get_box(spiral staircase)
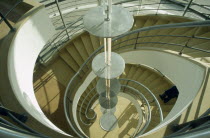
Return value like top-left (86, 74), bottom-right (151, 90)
top-left (0, 0), bottom-right (210, 138)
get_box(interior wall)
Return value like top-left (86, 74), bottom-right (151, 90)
top-left (120, 50), bottom-right (206, 135)
top-left (7, 7), bottom-right (69, 136)
top-left (73, 50), bottom-right (206, 136)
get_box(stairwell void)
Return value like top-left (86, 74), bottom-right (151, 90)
top-left (1, 0), bottom-right (210, 137)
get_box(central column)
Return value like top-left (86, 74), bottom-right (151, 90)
top-left (83, 0), bottom-right (134, 131)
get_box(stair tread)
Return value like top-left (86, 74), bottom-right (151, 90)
top-left (73, 38), bottom-right (89, 61)
top-left (89, 34), bottom-right (100, 51)
top-left (59, 49), bottom-right (80, 72)
top-left (80, 33), bottom-right (94, 56)
top-left (49, 57), bottom-right (75, 86)
top-left (66, 44), bottom-right (84, 66)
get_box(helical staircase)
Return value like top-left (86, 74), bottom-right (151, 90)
top-left (33, 14), bottom-right (210, 137)
top-left (0, 0), bottom-right (210, 137)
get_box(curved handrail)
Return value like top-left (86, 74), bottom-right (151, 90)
top-left (0, 103), bottom-right (48, 138)
top-left (0, 0), bottom-right (23, 31)
top-left (2, 0), bottom-right (23, 18)
top-left (121, 85), bottom-right (151, 136)
top-left (68, 20), bottom-right (210, 76)
top-left (38, 0), bottom-right (210, 63)
top-left (120, 78), bottom-right (163, 122)
top-left (43, 17), bottom-right (82, 49)
top-left (64, 20), bottom-right (210, 137)
top-left (73, 79), bottom-right (159, 136)
top-left (116, 20), bottom-right (210, 40)
top-left (79, 87), bottom-right (97, 126)
top-left (76, 80), bottom-right (152, 136)
top-left (43, 0), bottom-right (209, 23)
top-left (85, 94), bottom-right (98, 120)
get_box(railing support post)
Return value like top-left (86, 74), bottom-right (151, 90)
top-left (134, 32), bottom-right (140, 49)
top-left (0, 12), bottom-right (15, 32)
top-left (182, 0), bottom-right (193, 16)
top-left (137, 0), bottom-right (143, 15)
top-left (55, 0), bottom-right (70, 40)
top-left (156, 0), bottom-right (162, 15)
top-left (123, 80), bottom-right (130, 92)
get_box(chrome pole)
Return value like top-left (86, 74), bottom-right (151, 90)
top-left (0, 12), bottom-right (15, 31)
top-left (183, 0), bottom-right (193, 16)
top-left (55, 0), bottom-right (70, 39)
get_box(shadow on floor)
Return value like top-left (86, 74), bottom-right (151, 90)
top-left (33, 64), bottom-right (76, 136)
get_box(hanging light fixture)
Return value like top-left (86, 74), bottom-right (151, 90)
top-left (83, 0), bottom-right (134, 131)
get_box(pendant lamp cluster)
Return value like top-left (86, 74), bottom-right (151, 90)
top-left (83, 0), bottom-right (134, 131)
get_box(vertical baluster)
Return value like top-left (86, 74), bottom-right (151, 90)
top-left (134, 32), bottom-right (140, 49)
top-left (0, 12), bottom-right (15, 32)
top-left (55, 0), bottom-right (70, 40)
top-left (183, 0), bottom-right (193, 16)
top-left (156, 0), bottom-right (162, 15)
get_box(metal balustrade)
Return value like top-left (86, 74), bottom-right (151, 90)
top-left (1, 0), bottom-right (210, 137)
top-left (65, 66), bottom-right (164, 137)
top-left (0, 0), bottom-right (23, 31)
top-left (62, 19), bottom-right (210, 137)
top-left (38, 19), bottom-right (210, 65)
top-left (77, 81), bottom-right (153, 137)
top-left (35, 0), bottom-right (210, 64)
top-left (0, 103), bottom-right (48, 138)
top-left (120, 84), bottom-right (151, 136)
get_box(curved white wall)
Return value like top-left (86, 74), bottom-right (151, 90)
top-left (7, 7), bottom-right (70, 136)
top-left (6, 6), bottom-right (206, 135)
top-left (120, 50), bottom-right (206, 136)
top-left (73, 50), bottom-right (206, 136)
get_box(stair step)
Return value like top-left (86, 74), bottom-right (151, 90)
top-left (143, 74), bottom-right (159, 86)
top-left (59, 49), bottom-right (80, 71)
top-left (141, 20), bottom-right (170, 43)
top-left (136, 70), bottom-right (151, 83)
top-left (127, 65), bottom-right (137, 79)
top-left (195, 26), bottom-right (210, 36)
top-left (159, 28), bottom-right (197, 51)
top-left (73, 38), bottom-right (89, 61)
top-left (89, 34), bottom-right (101, 51)
top-left (49, 58), bottom-right (75, 86)
top-left (148, 77), bottom-right (165, 90)
top-left (139, 16), bottom-right (160, 42)
top-left (184, 41), bottom-right (210, 53)
top-left (66, 44), bottom-right (84, 66)
top-left (132, 65), bottom-right (144, 81)
top-left (120, 64), bottom-right (132, 85)
top-left (145, 20), bottom-right (178, 48)
top-left (80, 33), bottom-right (94, 56)
top-left (121, 16), bottom-right (151, 50)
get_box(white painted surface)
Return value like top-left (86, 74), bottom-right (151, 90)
top-left (73, 50), bottom-right (206, 136)
top-left (120, 50), bottom-right (206, 136)
top-left (49, 4), bottom-right (98, 18)
top-left (118, 92), bottom-right (143, 135)
top-left (72, 71), bottom-right (96, 137)
top-left (7, 8), bottom-right (69, 136)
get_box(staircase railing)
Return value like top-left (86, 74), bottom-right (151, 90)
top-left (120, 84), bottom-right (151, 136)
top-left (112, 20), bottom-right (210, 56)
top-left (0, 103), bottom-right (48, 138)
top-left (120, 78), bottom-right (163, 122)
top-left (37, 0), bottom-right (210, 64)
top-left (165, 108), bottom-right (210, 138)
top-left (68, 76), bottom-right (163, 137)
top-left (77, 81), bottom-right (153, 137)
top-left (64, 20), bottom-right (210, 137)
top-left (0, 0), bottom-right (23, 32)
top-left (167, 0), bottom-right (210, 19)
top-left (42, 0), bottom-right (209, 30)
top-left (79, 87), bottom-right (97, 126)
top-left (38, 16), bottom-right (84, 63)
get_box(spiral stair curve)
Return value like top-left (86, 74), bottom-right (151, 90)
top-left (33, 14), bottom-right (210, 137)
